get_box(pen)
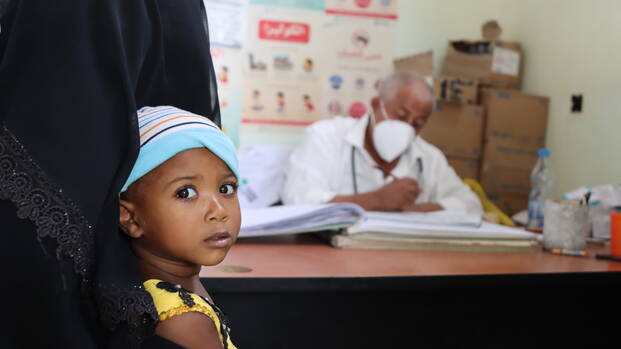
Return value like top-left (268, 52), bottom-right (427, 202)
top-left (548, 248), bottom-right (588, 257)
top-left (416, 157), bottom-right (424, 187)
top-left (595, 254), bottom-right (621, 262)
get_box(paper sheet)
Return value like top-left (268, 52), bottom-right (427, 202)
top-left (240, 203), bottom-right (365, 237)
top-left (364, 210), bottom-right (482, 227)
top-left (491, 47), bottom-right (520, 77)
top-left (348, 219), bottom-right (536, 240)
top-left (237, 144), bottom-right (292, 209)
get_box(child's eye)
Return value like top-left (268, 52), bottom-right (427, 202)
top-left (176, 186), bottom-right (197, 199)
top-left (219, 183), bottom-right (237, 195)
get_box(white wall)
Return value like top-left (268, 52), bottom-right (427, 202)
top-left (397, 0), bottom-right (621, 197)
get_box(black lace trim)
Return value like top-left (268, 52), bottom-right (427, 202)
top-left (156, 281), bottom-right (196, 307)
top-left (97, 283), bottom-right (158, 348)
top-left (0, 123), bottom-right (93, 286)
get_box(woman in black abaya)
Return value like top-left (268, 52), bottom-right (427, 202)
top-left (0, 1), bottom-right (221, 347)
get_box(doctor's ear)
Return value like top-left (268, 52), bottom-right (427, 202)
top-left (119, 199), bottom-right (143, 239)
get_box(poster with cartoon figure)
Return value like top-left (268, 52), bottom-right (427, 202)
top-left (207, 0), bottom-right (399, 148)
top-left (320, 14), bottom-right (396, 120)
top-left (242, 0), bottom-right (323, 133)
top-left (205, 0), bottom-right (247, 146)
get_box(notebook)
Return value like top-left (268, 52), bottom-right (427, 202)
top-left (240, 203), bottom-right (539, 252)
top-left (239, 203), bottom-right (365, 237)
top-left (332, 211), bottom-right (539, 252)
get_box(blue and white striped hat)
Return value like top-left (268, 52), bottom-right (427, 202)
top-left (121, 106), bottom-right (238, 193)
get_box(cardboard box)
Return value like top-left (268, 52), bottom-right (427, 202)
top-left (448, 157), bottom-right (480, 180)
top-left (481, 142), bottom-right (539, 169)
top-left (479, 89), bottom-right (549, 206)
top-left (394, 51), bottom-right (433, 77)
top-left (442, 41), bottom-right (521, 88)
top-left (480, 163), bottom-right (530, 195)
top-left (482, 89), bottom-right (549, 151)
top-left (421, 103), bottom-right (484, 160)
top-left (486, 191), bottom-right (528, 216)
top-left (433, 75), bottom-right (479, 105)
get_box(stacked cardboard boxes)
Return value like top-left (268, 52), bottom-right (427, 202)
top-left (442, 40), bottom-right (522, 89)
top-left (394, 51), bottom-right (485, 181)
top-left (421, 103), bottom-right (484, 180)
top-left (395, 22), bottom-right (550, 215)
top-left (479, 89), bottom-right (549, 214)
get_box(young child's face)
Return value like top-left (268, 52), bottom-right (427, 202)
top-left (121, 148), bottom-right (241, 267)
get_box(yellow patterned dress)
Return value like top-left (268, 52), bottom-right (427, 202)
top-left (144, 279), bottom-right (237, 349)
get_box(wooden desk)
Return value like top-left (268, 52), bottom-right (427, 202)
top-left (200, 234), bottom-right (621, 348)
top-left (202, 234), bottom-right (621, 278)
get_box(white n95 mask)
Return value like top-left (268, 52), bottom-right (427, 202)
top-left (372, 101), bottom-right (416, 163)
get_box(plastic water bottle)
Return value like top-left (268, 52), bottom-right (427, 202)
top-left (527, 148), bottom-right (554, 229)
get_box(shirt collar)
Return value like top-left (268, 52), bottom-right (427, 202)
top-left (345, 113), bottom-right (371, 149)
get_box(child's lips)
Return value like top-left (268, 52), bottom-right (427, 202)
top-left (204, 232), bottom-right (232, 248)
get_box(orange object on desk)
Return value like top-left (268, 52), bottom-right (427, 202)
top-left (611, 212), bottom-right (621, 256)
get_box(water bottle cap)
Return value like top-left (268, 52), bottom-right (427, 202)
top-left (538, 148), bottom-right (550, 158)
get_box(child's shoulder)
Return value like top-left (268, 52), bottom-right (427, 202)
top-left (143, 279), bottom-right (236, 348)
top-left (144, 279), bottom-right (217, 321)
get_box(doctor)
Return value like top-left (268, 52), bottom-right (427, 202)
top-left (282, 72), bottom-right (482, 214)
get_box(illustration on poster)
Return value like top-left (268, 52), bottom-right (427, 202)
top-left (217, 66), bottom-right (229, 84)
top-left (303, 94), bottom-right (315, 112)
top-left (374, 79), bottom-right (382, 91)
top-left (274, 54), bottom-right (293, 71)
top-left (303, 58), bottom-right (314, 72)
top-left (330, 75), bottom-right (344, 89)
top-left (355, 77), bottom-right (366, 90)
top-left (277, 92), bottom-right (286, 113)
top-left (349, 101), bottom-right (367, 118)
top-left (355, 0), bottom-right (371, 8)
top-left (340, 29), bottom-right (382, 61)
top-left (251, 90), bottom-right (264, 111)
top-left (352, 29), bottom-right (370, 48)
top-left (249, 53), bottom-right (267, 71)
top-left (220, 99), bottom-right (229, 109)
top-left (328, 100), bottom-right (343, 116)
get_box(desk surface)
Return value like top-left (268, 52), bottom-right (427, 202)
top-left (202, 235), bottom-right (621, 349)
top-left (200, 233), bottom-right (621, 278)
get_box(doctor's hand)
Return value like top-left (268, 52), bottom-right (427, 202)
top-left (402, 203), bottom-right (444, 212)
top-left (373, 178), bottom-right (421, 211)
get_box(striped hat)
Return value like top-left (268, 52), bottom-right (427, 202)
top-left (121, 106), bottom-right (238, 193)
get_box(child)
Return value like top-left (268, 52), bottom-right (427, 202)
top-left (119, 106), bottom-right (240, 349)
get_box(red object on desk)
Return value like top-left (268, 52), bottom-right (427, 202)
top-left (611, 212), bottom-right (621, 256)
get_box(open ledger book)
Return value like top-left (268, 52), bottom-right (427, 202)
top-left (240, 203), bottom-right (539, 252)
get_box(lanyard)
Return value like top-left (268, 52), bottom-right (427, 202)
top-left (351, 146), bottom-right (359, 195)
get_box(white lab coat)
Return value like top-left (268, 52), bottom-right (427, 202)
top-left (281, 114), bottom-right (483, 214)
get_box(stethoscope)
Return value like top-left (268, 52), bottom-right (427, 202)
top-left (350, 146), bottom-right (423, 195)
top-left (351, 146), bottom-right (360, 194)
top-left (351, 110), bottom-right (423, 195)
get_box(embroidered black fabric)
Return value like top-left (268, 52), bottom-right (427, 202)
top-left (0, 125), bottom-right (94, 285)
top-left (156, 281), bottom-right (197, 308)
top-left (0, 1), bottom-right (220, 347)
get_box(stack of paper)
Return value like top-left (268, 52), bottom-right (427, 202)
top-left (240, 203), bottom-right (365, 237)
top-left (363, 210), bottom-right (483, 228)
top-left (332, 212), bottom-right (539, 252)
top-left (239, 204), bottom-right (539, 253)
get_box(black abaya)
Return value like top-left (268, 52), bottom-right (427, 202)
top-left (0, 1), bottom-right (220, 347)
